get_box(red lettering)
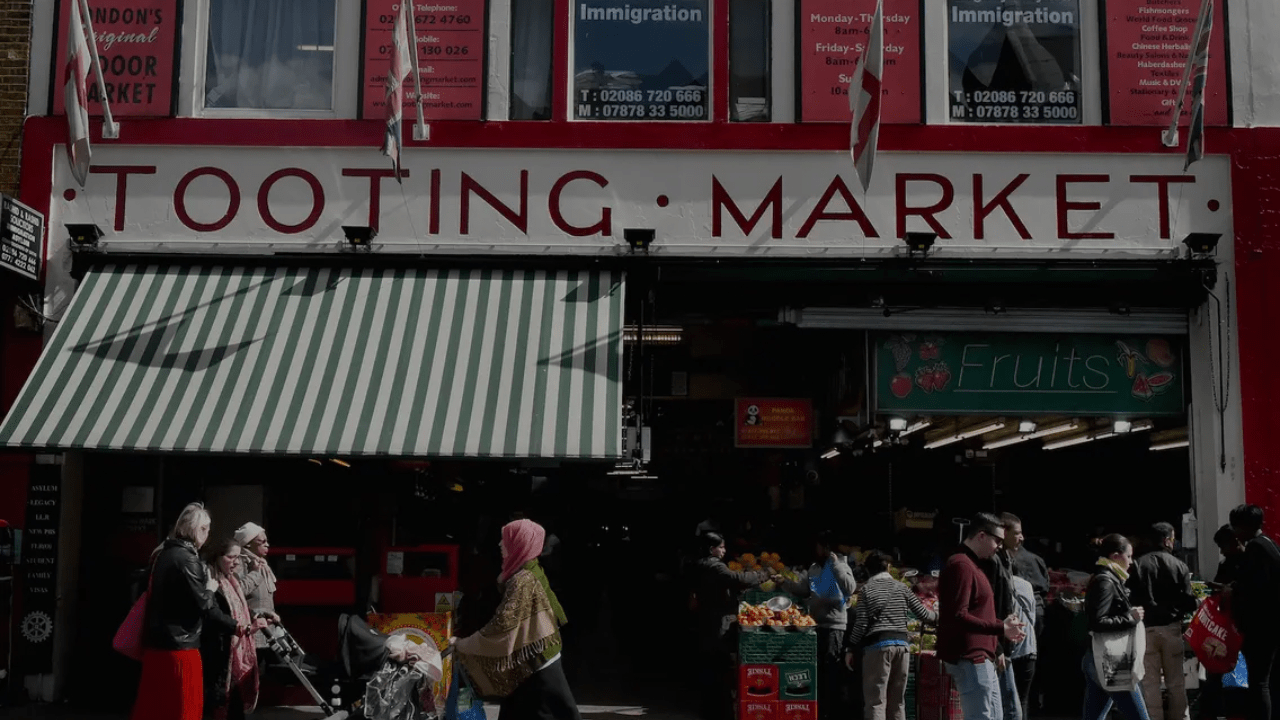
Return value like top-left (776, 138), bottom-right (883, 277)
top-left (1056, 174), bottom-right (1114, 240)
top-left (90, 165), bottom-right (156, 231)
top-left (712, 176), bottom-right (783, 239)
top-left (796, 175), bottom-right (877, 238)
top-left (258, 168), bottom-right (324, 234)
top-left (174, 167), bottom-right (239, 232)
top-left (973, 174), bottom-right (1031, 240)
top-left (1131, 175), bottom-right (1196, 239)
top-left (461, 171), bottom-right (528, 234)
top-left (342, 168), bottom-right (409, 231)
top-left (549, 171), bottom-right (611, 237)
top-left (896, 174), bottom-right (954, 239)
top-left (429, 169), bottom-right (441, 235)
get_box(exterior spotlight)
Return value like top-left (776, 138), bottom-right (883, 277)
top-left (985, 298), bottom-right (1006, 315)
top-left (903, 232), bottom-right (938, 256)
top-left (888, 418), bottom-right (908, 431)
top-left (1018, 420), bottom-right (1037, 433)
top-left (624, 228), bottom-right (655, 253)
top-left (342, 225), bottom-right (377, 249)
top-left (66, 223), bottom-right (104, 247)
top-left (1182, 233), bottom-right (1221, 257)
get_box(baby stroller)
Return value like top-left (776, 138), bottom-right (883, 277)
top-left (263, 613), bottom-right (450, 720)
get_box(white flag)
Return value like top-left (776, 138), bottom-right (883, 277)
top-left (64, 0), bottom-right (92, 187)
top-left (849, 0), bottom-right (884, 193)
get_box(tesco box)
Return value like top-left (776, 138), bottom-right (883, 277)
top-left (739, 664), bottom-right (780, 701)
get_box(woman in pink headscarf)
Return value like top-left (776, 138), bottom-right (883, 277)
top-left (456, 519), bottom-right (582, 720)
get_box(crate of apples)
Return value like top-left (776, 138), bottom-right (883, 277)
top-left (738, 602), bottom-right (771, 628)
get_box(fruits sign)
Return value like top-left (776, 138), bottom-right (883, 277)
top-left (735, 399), bottom-right (814, 448)
top-left (875, 333), bottom-right (1184, 416)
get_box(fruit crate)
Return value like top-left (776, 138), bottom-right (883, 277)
top-left (739, 629), bottom-right (819, 664)
top-left (905, 655), bottom-right (917, 720)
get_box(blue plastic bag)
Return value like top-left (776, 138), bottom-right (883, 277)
top-left (446, 662), bottom-right (486, 720)
top-left (809, 558), bottom-right (846, 606)
top-left (1224, 653), bottom-right (1249, 689)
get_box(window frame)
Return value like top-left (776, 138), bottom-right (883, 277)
top-left (178, 0), bottom-right (361, 119)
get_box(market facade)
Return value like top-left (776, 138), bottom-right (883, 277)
top-left (0, 0), bottom-right (1279, 711)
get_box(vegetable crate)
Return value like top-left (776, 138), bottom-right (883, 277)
top-left (739, 630), bottom-right (819, 665)
top-left (915, 652), bottom-right (962, 720)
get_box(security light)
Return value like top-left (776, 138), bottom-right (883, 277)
top-left (66, 223), bottom-right (104, 247)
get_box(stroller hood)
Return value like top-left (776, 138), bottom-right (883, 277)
top-left (339, 613), bottom-right (390, 680)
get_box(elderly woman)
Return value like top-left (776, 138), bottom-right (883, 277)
top-left (456, 519), bottom-right (582, 720)
top-left (233, 522), bottom-right (280, 652)
top-left (201, 538), bottom-right (266, 720)
top-left (130, 502), bottom-right (219, 720)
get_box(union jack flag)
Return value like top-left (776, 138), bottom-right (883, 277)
top-left (1182, 0), bottom-right (1213, 170)
top-left (64, 0), bottom-right (92, 187)
top-left (382, 2), bottom-right (415, 181)
top-left (849, 0), bottom-right (883, 193)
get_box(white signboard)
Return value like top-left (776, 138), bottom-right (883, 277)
top-left (49, 147), bottom-right (1232, 258)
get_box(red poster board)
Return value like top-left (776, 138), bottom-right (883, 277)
top-left (798, 0), bottom-right (920, 123)
top-left (1104, 0), bottom-right (1228, 126)
top-left (52, 0), bottom-right (178, 117)
top-left (362, 0), bottom-right (485, 121)
top-left (735, 399), bottom-right (814, 449)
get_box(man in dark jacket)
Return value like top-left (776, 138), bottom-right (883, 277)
top-left (1229, 505), bottom-right (1280, 720)
top-left (938, 513), bottom-right (1026, 720)
top-left (690, 532), bottom-right (767, 720)
top-left (1001, 513), bottom-right (1048, 719)
top-left (1128, 522), bottom-right (1199, 720)
top-left (782, 531), bottom-right (857, 720)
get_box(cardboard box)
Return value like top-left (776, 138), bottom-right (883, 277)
top-left (739, 664), bottom-right (780, 701)
top-left (739, 701), bottom-right (778, 720)
top-left (778, 700), bottom-right (817, 720)
top-left (778, 663), bottom-right (818, 700)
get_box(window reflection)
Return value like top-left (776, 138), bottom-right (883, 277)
top-left (205, 0), bottom-right (337, 110)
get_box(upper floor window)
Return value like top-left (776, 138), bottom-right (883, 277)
top-left (203, 0), bottom-right (337, 110)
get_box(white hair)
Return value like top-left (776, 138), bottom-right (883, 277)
top-left (170, 502), bottom-right (210, 544)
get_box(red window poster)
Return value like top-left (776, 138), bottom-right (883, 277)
top-left (797, 0), bottom-right (921, 123)
top-left (361, 0), bottom-right (486, 121)
top-left (1104, 0), bottom-right (1229, 126)
top-left (52, 0), bottom-right (178, 117)
top-left (734, 399), bottom-right (814, 449)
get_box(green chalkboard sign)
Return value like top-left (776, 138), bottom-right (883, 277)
top-left (875, 332), bottom-right (1184, 416)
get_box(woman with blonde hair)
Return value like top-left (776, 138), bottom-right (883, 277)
top-left (130, 502), bottom-right (221, 720)
top-left (201, 538), bottom-right (265, 720)
top-left (456, 519), bottom-right (582, 720)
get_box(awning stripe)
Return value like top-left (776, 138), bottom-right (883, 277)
top-left (0, 265), bottom-right (625, 458)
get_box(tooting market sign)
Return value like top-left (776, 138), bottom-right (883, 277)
top-left (51, 147), bottom-right (1232, 257)
top-left (874, 332), bottom-right (1185, 416)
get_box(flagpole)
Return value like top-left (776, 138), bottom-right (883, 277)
top-left (1162, 0), bottom-right (1210, 148)
top-left (77, 0), bottom-right (118, 139)
top-left (407, 3), bottom-right (429, 142)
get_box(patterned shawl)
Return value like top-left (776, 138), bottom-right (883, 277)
top-left (457, 559), bottom-right (567, 698)
top-left (218, 573), bottom-right (260, 718)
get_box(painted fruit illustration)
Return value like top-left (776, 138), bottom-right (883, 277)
top-left (885, 335), bottom-right (916, 371)
top-left (1116, 341), bottom-right (1146, 379)
top-left (1132, 372), bottom-right (1154, 400)
top-left (919, 341), bottom-right (941, 361)
top-left (1147, 371), bottom-right (1176, 394)
top-left (1147, 339), bottom-right (1175, 368)
top-left (933, 362), bottom-right (952, 391)
top-left (915, 365), bottom-right (937, 393)
top-left (890, 374), bottom-right (913, 398)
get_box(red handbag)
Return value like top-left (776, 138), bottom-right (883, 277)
top-left (113, 571), bottom-right (152, 661)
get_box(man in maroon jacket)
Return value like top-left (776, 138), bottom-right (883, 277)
top-left (938, 513), bottom-right (1027, 720)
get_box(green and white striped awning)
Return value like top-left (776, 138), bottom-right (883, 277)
top-left (0, 265), bottom-right (625, 459)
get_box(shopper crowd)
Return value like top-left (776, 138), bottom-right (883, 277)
top-left (689, 504), bottom-right (1280, 720)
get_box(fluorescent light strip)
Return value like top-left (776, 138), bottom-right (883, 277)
top-left (821, 448), bottom-right (841, 459)
top-left (1027, 421), bottom-right (1078, 439)
top-left (901, 420), bottom-right (931, 437)
top-left (1151, 439), bottom-right (1190, 451)
top-left (1044, 433), bottom-right (1096, 450)
top-left (923, 434), bottom-right (963, 450)
top-left (957, 420), bottom-right (1005, 439)
top-left (983, 434), bottom-right (1033, 450)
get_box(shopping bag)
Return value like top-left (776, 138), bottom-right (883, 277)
top-left (809, 558), bottom-right (846, 606)
top-left (1223, 653), bottom-right (1249, 689)
top-left (1184, 595), bottom-right (1243, 675)
top-left (446, 660), bottom-right (486, 720)
top-left (1092, 620), bottom-right (1146, 692)
top-left (112, 591), bottom-right (148, 662)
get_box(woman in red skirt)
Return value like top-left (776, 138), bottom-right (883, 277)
top-left (131, 502), bottom-right (245, 720)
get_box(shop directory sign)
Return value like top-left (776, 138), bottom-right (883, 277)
top-left (798, 0), bottom-right (921, 123)
top-left (0, 195), bottom-right (43, 282)
top-left (1103, 0), bottom-right (1228, 126)
top-left (875, 333), bottom-right (1184, 416)
top-left (947, 0), bottom-right (1083, 124)
top-left (362, 0), bottom-right (486, 121)
top-left (573, 0), bottom-right (710, 120)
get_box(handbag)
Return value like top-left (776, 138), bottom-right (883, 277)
top-left (446, 661), bottom-right (486, 720)
top-left (112, 568), bottom-right (153, 661)
top-left (1090, 573), bottom-right (1145, 692)
top-left (1185, 595), bottom-right (1244, 674)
